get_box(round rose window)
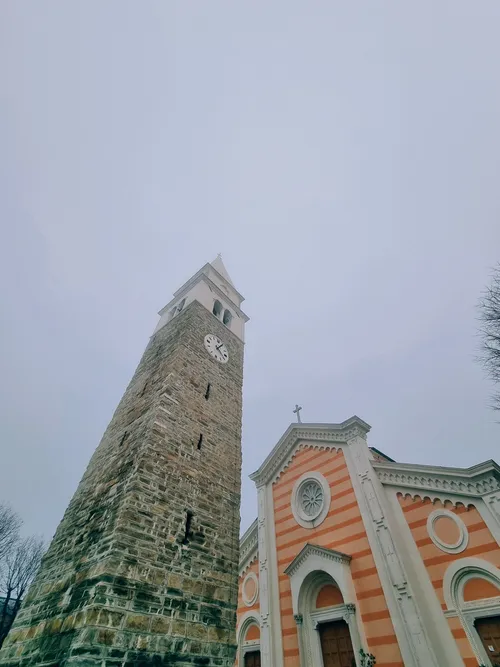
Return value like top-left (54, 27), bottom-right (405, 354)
top-left (291, 472), bottom-right (331, 529)
top-left (300, 481), bottom-right (324, 518)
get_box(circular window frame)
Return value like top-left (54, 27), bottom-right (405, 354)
top-left (291, 471), bottom-right (331, 529)
top-left (242, 571), bottom-right (259, 607)
top-left (427, 509), bottom-right (469, 554)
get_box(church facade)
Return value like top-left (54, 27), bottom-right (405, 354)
top-left (236, 419), bottom-right (500, 667)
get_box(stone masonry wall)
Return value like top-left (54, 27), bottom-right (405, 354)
top-left (0, 300), bottom-right (244, 666)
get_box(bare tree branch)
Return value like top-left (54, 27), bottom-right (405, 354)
top-left (478, 264), bottom-right (500, 411)
top-left (0, 536), bottom-right (45, 647)
top-left (0, 505), bottom-right (21, 563)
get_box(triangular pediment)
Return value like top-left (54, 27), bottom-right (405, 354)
top-left (249, 417), bottom-right (370, 487)
top-left (284, 543), bottom-right (351, 578)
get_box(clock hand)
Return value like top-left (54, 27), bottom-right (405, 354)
top-left (216, 343), bottom-right (223, 351)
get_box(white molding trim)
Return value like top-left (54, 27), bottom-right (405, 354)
top-left (427, 509), bottom-right (469, 554)
top-left (159, 264), bottom-right (247, 318)
top-left (284, 544), bottom-right (351, 579)
top-left (374, 460), bottom-right (500, 498)
top-left (249, 418), bottom-right (371, 487)
top-left (239, 519), bottom-right (258, 575)
top-left (266, 481), bottom-right (284, 667)
top-left (443, 558), bottom-right (500, 666)
top-left (443, 558), bottom-right (500, 611)
top-left (256, 485), bottom-right (271, 667)
top-left (242, 571), bottom-right (259, 607)
top-left (291, 472), bottom-right (331, 529)
top-left (479, 493), bottom-right (500, 548)
top-left (256, 483), bottom-right (283, 667)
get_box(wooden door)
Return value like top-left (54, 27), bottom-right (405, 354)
top-left (475, 616), bottom-right (500, 663)
top-left (244, 650), bottom-right (261, 667)
top-left (319, 620), bottom-right (355, 667)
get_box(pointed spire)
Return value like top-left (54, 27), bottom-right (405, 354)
top-left (211, 254), bottom-right (235, 287)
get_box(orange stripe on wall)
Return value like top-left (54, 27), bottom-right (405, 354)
top-left (352, 566), bottom-right (378, 580)
top-left (277, 530), bottom-right (367, 567)
top-left (274, 462), bottom-right (348, 500)
top-left (401, 498), bottom-right (434, 513)
top-left (273, 450), bottom-right (343, 497)
top-left (274, 498), bottom-right (360, 527)
top-left (282, 627), bottom-right (297, 637)
top-left (424, 541), bottom-right (498, 566)
top-left (356, 586), bottom-right (385, 600)
top-left (415, 521), bottom-right (487, 547)
top-left (368, 635), bottom-right (399, 646)
top-left (275, 509), bottom-right (362, 538)
top-left (361, 610), bottom-right (391, 622)
top-left (452, 628), bottom-right (467, 639)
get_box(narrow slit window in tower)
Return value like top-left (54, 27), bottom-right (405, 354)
top-left (205, 383), bottom-right (211, 400)
top-left (119, 431), bottom-right (129, 446)
top-left (182, 511), bottom-right (194, 545)
top-left (197, 434), bottom-right (203, 450)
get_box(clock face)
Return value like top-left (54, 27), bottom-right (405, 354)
top-left (204, 334), bottom-right (229, 363)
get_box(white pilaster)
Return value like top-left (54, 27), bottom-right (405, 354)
top-left (257, 483), bottom-right (284, 667)
top-left (344, 436), bottom-right (439, 667)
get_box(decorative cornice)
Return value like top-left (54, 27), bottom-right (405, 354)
top-left (239, 519), bottom-right (258, 574)
top-left (159, 266), bottom-right (249, 321)
top-left (250, 417), bottom-right (371, 487)
top-left (284, 543), bottom-right (351, 578)
top-left (373, 459), bottom-right (500, 498)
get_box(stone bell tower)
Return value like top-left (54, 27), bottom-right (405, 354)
top-left (0, 257), bottom-right (248, 667)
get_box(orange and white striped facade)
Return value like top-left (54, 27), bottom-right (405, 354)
top-left (236, 417), bottom-right (500, 667)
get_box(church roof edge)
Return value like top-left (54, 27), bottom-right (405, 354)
top-left (239, 518), bottom-right (258, 573)
top-left (373, 458), bottom-right (500, 479)
top-left (249, 416), bottom-right (371, 487)
top-left (210, 255), bottom-right (236, 288)
top-left (373, 458), bottom-right (500, 497)
top-left (158, 262), bottom-right (248, 320)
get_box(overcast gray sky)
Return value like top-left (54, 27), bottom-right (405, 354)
top-left (1, 2), bottom-right (500, 541)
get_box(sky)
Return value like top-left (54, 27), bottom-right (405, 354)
top-left (1, 2), bottom-right (500, 542)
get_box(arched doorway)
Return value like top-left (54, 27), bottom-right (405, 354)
top-left (297, 570), bottom-right (360, 666)
top-left (237, 612), bottom-right (261, 667)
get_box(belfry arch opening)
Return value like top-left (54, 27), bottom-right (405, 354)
top-left (213, 300), bottom-right (223, 318)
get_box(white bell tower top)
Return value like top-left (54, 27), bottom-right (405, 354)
top-left (154, 256), bottom-right (249, 341)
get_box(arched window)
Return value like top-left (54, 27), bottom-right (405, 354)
top-left (443, 558), bottom-right (500, 665)
top-left (223, 309), bottom-right (232, 326)
top-left (213, 300), bottom-right (223, 318)
top-left (177, 298), bottom-right (186, 313)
